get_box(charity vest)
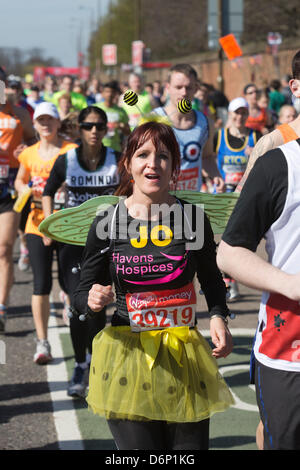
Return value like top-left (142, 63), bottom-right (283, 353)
top-left (19, 140), bottom-right (77, 236)
top-left (0, 104), bottom-right (23, 197)
top-left (154, 108), bottom-right (209, 191)
top-left (216, 128), bottom-right (257, 186)
top-left (64, 146), bottom-right (120, 207)
top-left (254, 140), bottom-right (300, 371)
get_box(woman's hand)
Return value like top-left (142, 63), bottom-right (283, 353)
top-left (88, 284), bottom-right (114, 312)
top-left (210, 316), bottom-right (233, 358)
top-left (213, 176), bottom-right (225, 193)
top-left (42, 236), bottom-right (53, 246)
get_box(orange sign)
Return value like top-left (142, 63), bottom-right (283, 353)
top-left (219, 34), bottom-right (243, 60)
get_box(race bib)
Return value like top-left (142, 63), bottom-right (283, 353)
top-left (54, 188), bottom-right (65, 207)
top-left (126, 282), bottom-right (196, 332)
top-left (170, 167), bottom-right (199, 191)
top-left (225, 171), bottom-right (244, 185)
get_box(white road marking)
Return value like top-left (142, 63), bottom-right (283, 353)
top-left (47, 310), bottom-right (84, 450)
top-left (46, 312), bottom-right (256, 449)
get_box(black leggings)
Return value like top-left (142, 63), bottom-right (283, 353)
top-left (107, 418), bottom-right (210, 450)
top-left (26, 234), bottom-right (66, 295)
top-left (26, 235), bottom-right (106, 363)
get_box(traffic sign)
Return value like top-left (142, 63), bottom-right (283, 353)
top-left (267, 32), bottom-right (282, 46)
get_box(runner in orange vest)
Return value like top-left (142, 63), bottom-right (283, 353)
top-left (0, 67), bottom-right (35, 333)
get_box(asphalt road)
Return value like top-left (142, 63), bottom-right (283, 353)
top-left (0, 238), bottom-right (264, 451)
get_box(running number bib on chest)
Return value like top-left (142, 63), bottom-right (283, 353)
top-left (126, 282), bottom-right (196, 332)
top-left (171, 168), bottom-right (199, 191)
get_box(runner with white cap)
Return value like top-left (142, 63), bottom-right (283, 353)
top-left (14, 102), bottom-right (77, 363)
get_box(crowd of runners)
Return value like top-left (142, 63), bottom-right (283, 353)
top-left (1, 50), bottom-right (300, 450)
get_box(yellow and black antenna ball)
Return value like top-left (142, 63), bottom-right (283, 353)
top-left (177, 98), bottom-right (192, 114)
top-left (123, 90), bottom-right (138, 106)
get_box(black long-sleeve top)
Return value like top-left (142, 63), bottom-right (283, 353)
top-left (73, 198), bottom-right (229, 325)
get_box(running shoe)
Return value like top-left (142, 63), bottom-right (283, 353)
top-left (67, 365), bottom-right (89, 398)
top-left (0, 306), bottom-right (7, 334)
top-left (18, 246), bottom-right (30, 272)
top-left (228, 280), bottom-right (241, 301)
top-left (34, 339), bottom-right (53, 365)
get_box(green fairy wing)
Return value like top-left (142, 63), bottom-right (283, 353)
top-left (38, 195), bottom-right (121, 246)
top-left (38, 191), bottom-right (239, 246)
top-left (170, 190), bottom-right (239, 234)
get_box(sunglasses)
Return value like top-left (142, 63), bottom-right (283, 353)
top-left (80, 122), bottom-right (107, 131)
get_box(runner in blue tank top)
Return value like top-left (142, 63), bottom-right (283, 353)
top-left (214, 97), bottom-right (261, 193)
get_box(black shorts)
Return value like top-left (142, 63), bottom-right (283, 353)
top-left (0, 194), bottom-right (14, 214)
top-left (255, 359), bottom-right (300, 450)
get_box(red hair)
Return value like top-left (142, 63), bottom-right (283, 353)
top-left (115, 122), bottom-right (181, 197)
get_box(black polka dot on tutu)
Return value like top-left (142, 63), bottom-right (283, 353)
top-left (93, 367), bottom-right (96, 375)
top-left (119, 377), bottom-right (127, 386)
top-left (142, 382), bottom-right (151, 391)
top-left (167, 386), bottom-right (176, 394)
top-left (102, 372), bottom-right (109, 381)
top-left (200, 381), bottom-right (206, 389)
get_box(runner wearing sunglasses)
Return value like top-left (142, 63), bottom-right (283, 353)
top-left (42, 106), bottom-right (120, 397)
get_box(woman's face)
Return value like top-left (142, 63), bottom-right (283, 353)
top-left (128, 138), bottom-right (173, 199)
top-left (80, 112), bottom-right (107, 148)
top-left (230, 107), bottom-right (249, 129)
top-left (34, 114), bottom-right (60, 139)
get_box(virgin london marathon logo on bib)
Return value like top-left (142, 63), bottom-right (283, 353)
top-left (126, 282), bottom-right (196, 332)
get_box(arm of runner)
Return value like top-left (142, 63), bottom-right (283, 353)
top-left (195, 208), bottom-right (232, 357)
top-left (15, 106), bottom-right (36, 146)
top-left (217, 241), bottom-right (300, 302)
top-left (210, 316), bottom-right (233, 358)
top-left (14, 163), bottom-right (30, 194)
top-left (42, 155), bottom-right (66, 217)
top-left (73, 215), bottom-right (113, 316)
top-left (87, 284), bottom-right (114, 312)
top-left (202, 119), bottom-right (225, 192)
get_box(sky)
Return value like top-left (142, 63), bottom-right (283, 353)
top-left (0, 0), bottom-right (110, 67)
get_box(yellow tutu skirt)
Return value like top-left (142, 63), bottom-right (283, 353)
top-left (87, 326), bottom-right (234, 423)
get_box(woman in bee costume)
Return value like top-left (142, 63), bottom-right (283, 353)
top-left (72, 121), bottom-right (234, 449)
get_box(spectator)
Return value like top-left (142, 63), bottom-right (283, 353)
top-left (268, 79), bottom-right (286, 115)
